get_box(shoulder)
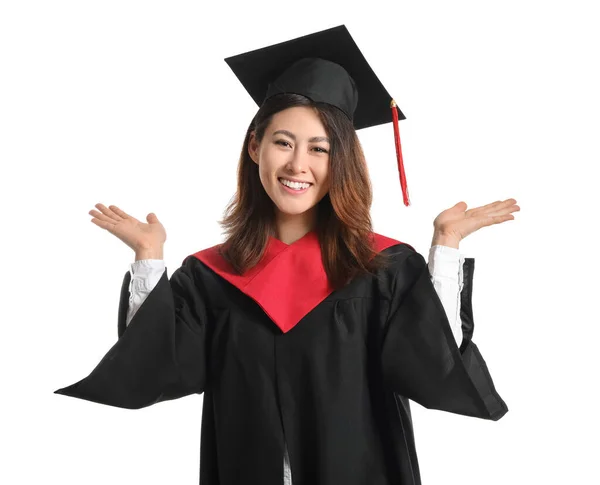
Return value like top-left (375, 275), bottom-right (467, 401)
top-left (370, 232), bottom-right (422, 267)
top-left (171, 243), bottom-right (223, 285)
top-left (378, 244), bottom-right (425, 276)
top-left (370, 234), bottom-right (428, 299)
top-left (177, 243), bottom-right (224, 272)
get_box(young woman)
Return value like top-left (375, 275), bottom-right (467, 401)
top-left (55, 25), bottom-right (519, 485)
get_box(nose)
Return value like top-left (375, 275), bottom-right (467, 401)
top-left (286, 149), bottom-right (308, 174)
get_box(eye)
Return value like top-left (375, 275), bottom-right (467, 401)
top-left (312, 147), bottom-right (329, 154)
top-left (275, 140), bottom-right (291, 148)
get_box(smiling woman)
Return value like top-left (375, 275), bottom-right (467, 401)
top-left (54, 24), bottom-right (509, 485)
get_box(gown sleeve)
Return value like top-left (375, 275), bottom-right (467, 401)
top-left (380, 250), bottom-right (508, 421)
top-left (54, 255), bottom-right (207, 409)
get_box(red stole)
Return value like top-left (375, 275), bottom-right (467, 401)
top-left (191, 231), bottom-right (410, 333)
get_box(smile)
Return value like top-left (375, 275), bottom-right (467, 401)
top-left (278, 178), bottom-right (312, 194)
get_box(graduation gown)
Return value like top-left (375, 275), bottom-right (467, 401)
top-left (54, 231), bottom-right (508, 485)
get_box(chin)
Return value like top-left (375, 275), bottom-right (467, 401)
top-left (275, 201), bottom-right (317, 216)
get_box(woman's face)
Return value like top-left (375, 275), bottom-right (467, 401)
top-left (248, 106), bottom-right (331, 218)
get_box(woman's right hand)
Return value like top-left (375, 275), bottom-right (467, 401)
top-left (89, 203), bottom-right (167, 255)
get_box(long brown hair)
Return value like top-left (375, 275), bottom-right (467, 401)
top-left (218, 93), bottom-right (390, 290)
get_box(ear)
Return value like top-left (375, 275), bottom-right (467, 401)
top-left (248, 131), bottom-right (259, 165)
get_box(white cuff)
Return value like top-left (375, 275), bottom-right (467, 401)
top-left (128, 259), bottom-right (166, 293)
top-left (428, 245), bottom-right (462, 279)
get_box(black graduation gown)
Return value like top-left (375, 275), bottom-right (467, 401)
top-left (54, 231), bottom-right (508, 485)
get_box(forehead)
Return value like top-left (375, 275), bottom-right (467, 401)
top-left (268, 106), bottom-right (326, 133)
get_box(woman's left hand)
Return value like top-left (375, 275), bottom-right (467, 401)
top-left (432, 198), bottom-right (520, 246)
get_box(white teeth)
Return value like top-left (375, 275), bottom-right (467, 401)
top-left (279, 178), bottom-right (311, 190)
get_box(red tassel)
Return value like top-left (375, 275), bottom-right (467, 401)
top-left (391, 99), bottom-right (410, 206)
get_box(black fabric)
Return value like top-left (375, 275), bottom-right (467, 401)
top-left (55, 261), bottom-right (207, 409)
top-left (54, 244), bottom-right (508, 485)
top-left (266, 57), bottom-right (359, 122)
top-left (224, 24), bottom-right (406, 130)
top-left (381, 253), bottom-right (507, 420)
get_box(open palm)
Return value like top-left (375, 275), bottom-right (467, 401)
top-left (89, 203), bottom-right (167, 253)
top-left (433, 198), bottom-right (520, 242)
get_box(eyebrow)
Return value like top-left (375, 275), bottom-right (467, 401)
top-left (272, 129), bottom-right (330, 144)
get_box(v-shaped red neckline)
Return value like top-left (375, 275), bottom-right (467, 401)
top-left (191, 232), bottom-right (409, 333)
top-left (266, 229), bottom-right (318, 250)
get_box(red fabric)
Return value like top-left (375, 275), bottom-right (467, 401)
top-left (191, 232), bottom-right (411, 333)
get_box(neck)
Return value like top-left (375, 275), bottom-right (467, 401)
top-left (274, 207), bottom-right (317, 245)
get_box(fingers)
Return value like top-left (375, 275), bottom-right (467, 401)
top-left (473, 200), bottom-right (502, 212)
top-left (481, 213), bottom-right (517, 230)
top-left (109, 205), bottom-right (133, 220)
top-left (90, 217), bottom-right (116, 231)
top-left (493, 198), bottom-right (518, 209)
top-left (89, 209), bottom-right (117, 225)
top-left (89, 203), bottom-right (139, 233)
top-left (90, 203), bottom-right (122, 223)
top-left (487, 200), bottom-right (520, 218)
top-left (495, 198), bottom-right (518, 210)
top-left (492, 214), bottom-right (515, 226)
top-left (467, 198), bottom-right (519, 217)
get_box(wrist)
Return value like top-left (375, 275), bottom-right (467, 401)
top-left (431, 233), bottom-right (460, 249)
top-left (135, 247), bottom-right (164, 261)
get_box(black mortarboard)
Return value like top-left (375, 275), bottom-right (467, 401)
top-left (224, 25), bottom-right (410, 206)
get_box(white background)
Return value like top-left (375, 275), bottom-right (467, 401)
top-left (1, 0), bottom-right (598, 483)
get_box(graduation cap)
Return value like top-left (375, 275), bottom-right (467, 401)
top-left (224, 24), bottom-right (411, 206)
